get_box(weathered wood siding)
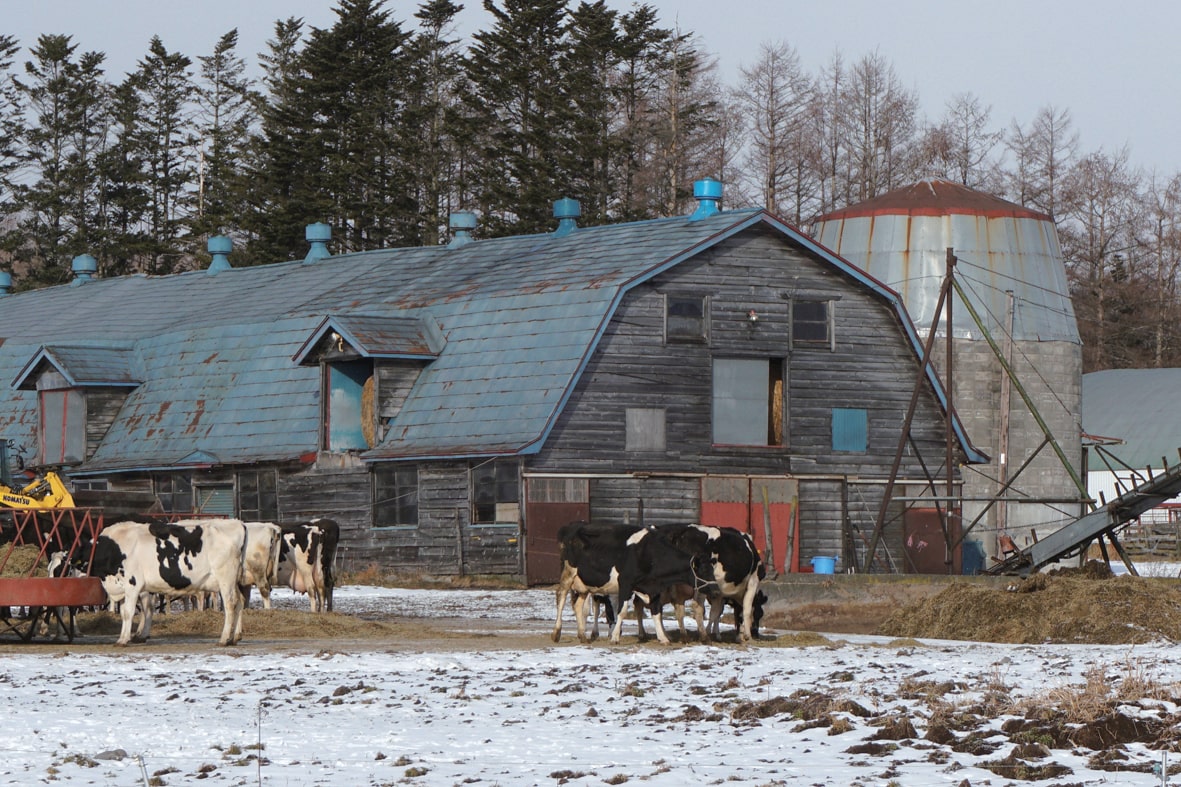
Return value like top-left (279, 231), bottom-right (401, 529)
top-left (277, 459), bottom-right (519, 578)
top-left (529, 226), bottom-right (960, 566)
top-left (84, 389), bottom-right (129, 462)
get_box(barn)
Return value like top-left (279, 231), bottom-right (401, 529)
top-left (0, 179), bottom-right (985, 581)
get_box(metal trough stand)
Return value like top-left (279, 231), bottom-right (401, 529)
top-left (0, 577), bottom-right (106, 643)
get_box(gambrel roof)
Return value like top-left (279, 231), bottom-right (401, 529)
top-left (0, 207), bottom-right (986, 473)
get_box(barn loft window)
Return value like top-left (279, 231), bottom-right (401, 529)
top-left (711, 358), bottom-right (785, 447)
top-left (665, 294), bottom-right (710, 343)
top-left (39, 386), bottom-right (85, 465)
top-left (374, 464), bottom-right (419, 528)
top-left (832, 407), bottom-right (868, 452)
top-left (472, 460), bottom-right (519, 524)
top-left (626, 407), bottom-right (666, 452)
top-left (325, 359), bottom-right (375, 451)
top-left (238, 469), bottom-right (278, 522)
top-left (791, 299), bottom-right (834, 349)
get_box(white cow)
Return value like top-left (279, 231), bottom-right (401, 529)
top-left (86, 519), bottom-right (248, 646)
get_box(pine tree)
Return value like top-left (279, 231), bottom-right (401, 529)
top-left (465, 0), bottom-right (573, 236)
top-left (561, 1), bottom-right (620, 225)
top-left (405, 0), bottom-right (466, 245)
top-left (12, 35), bottom-right (110, 286)
top-left (301, 0), bottom-right (412, 252)
top-left (241, 17), bottom-right (315, 264)
top-left (133, 36), bottom-right (196, 274)
top-left (0, 35), bottom-right (23, 224)
top-left (94, 76), bottom-right (152, 276)
top-left (613, 4), bottom-right (672, 221)
top-left (194, 29), bottom-right (257, 240)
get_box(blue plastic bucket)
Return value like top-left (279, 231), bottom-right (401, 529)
top-left (810, 556), bottom-right (836, 575)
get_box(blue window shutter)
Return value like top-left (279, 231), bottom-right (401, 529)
top-left (832, 408), bottom-right (867, 452)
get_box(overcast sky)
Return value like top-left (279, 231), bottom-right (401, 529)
top-left (8, 0), bottom-right (1178, 175)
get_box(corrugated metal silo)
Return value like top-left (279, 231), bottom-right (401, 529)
top-left (813, 179), bottom-right (1084, 569)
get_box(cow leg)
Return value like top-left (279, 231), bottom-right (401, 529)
top-left (707, 595), bottom-right (725, 639)
top-left (136, 594), bottom-right (155, 642)
top-left (608, 598), bottom-right (628, 644)
top-left (694, 594), bottom-right (711, 643)
top-left (551, 584), bottom-right (568, 643)
top-left (673, 600), bottom-right (687, 641)
top-left (218, 582), bottom-right (244, 646)
top-left (647, 594), bottom-right (672, 645)
top-left (738, 578), bottom-right (760, 643)
top-left (572, 592), bottom-right (593, 644)
top-left (115, 588), bottom-right (141, 646)
top-left (633, 597), bottom-right (649, 642)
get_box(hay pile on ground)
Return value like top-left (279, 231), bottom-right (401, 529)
top-left (878, 562), bottom-right (1181, 644)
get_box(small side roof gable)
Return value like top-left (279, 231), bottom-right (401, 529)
top-left (293, 314), bottom-right (445, 365)
top-left (12, 345), bottom-right (139, 390)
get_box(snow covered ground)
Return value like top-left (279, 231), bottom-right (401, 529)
top-left (1, 584), bottom-right (1180, 786)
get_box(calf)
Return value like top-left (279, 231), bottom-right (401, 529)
top-left (83, 519), bottom-right (248, 646)
top-left (276, 519), bottom-right (339, 612)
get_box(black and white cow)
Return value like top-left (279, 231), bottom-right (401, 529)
top-left (83, 519), bottom-right (248, 646)
top-left (606, 525), bottom-right (721, 644)
top-left (276, 519), bottom-right (339, 612)
top-left (552, 521), bottom-right (643, 643)
top-left (652, 523), bottom-right (764, 642)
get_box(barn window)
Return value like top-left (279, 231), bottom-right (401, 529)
top-left (626, 408), bottom-right (666, 452)
top-left (374, 464), bottom-right (419, 528)
top-left (324, 359), bottom-right (374, 451)
top-left (153, 474), bottom-right (193, 513)
top-left (193, 483), bottom-right (234, 515)
top-left (238, 469), bottom-right (278, 521)
top-left (711, 358), bottom-right (785, 447)
top-left (791, 300), bottom-right (833, 348)
top-left (832, 408), bottom-right (868, 452)
top-left (39, 387), bottom-right (86, 465)
top-left (472, 460), bottom-right (519, 524)
top-left (665, 294), bottom-right (710, 343)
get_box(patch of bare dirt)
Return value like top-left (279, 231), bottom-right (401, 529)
top-left (877, 562), bottom-right (1181, 644)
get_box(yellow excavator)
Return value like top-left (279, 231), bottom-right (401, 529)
top-left (0, 440), bottom-right (75, 509)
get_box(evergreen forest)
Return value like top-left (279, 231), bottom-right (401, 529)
top-left (0, 0), bottom-right (1175, 372)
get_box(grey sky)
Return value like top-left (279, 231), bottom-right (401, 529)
top-left (9, 0), bottom-right (1177, 175)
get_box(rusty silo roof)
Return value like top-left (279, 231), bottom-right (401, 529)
top-left (816, 179), bottom-right (1053, 223)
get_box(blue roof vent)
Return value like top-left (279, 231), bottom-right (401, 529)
top-left (207, 235), bottom-right (232, 274)
top-left (448, 211), bottom-right (477, 248)
top-left (304, 223), bottom-right (332, 264)
top-left (688, 177), bottom-right (723, 221)
top-left (0, 271), bottom-right (10, 296)
top-left (553, 197), bottom-right (581, 237)
top-left (70, 254), bottom-right (98, 286)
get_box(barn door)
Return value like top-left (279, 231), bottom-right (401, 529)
top-left (700, 477), bottom-right (799, 574)
top-left (523, 477), bottom-right (589, 585)
top-left (902, 507), bottom-right (962, 574)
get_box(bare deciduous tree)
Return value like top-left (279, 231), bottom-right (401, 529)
top-left (733, 40), bottom-right (816, 224)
